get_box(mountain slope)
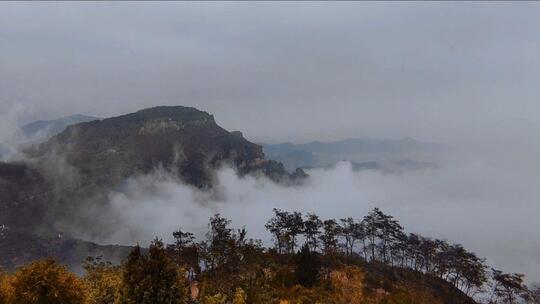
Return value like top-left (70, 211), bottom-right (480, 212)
top-left (0, 162), bottom-right (54, 232)
top-left (0, 229), bottom-right (132, 274)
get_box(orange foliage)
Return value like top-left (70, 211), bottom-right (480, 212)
top-left (330, 266), bottom-right (365, 303)
top-left (7, 259), bottom-right (86, 304)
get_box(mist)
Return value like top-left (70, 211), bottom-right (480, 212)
top-left (0, 105), bottom-right (33, 161)
top-left (91, 149), bottom-right (540, 283)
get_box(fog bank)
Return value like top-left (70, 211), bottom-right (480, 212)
top-left (97, 157), bottom-right (540, 283)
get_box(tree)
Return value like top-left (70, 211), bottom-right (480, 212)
top-left (9, 259), bottom-right (86, 304)
top-left (202, 293), bottom-right (227, 304)
top-left (362, 208), bottom-right (383, 261)
top-left (529, 283), bottom-right (540, 304)
top-left (389, 230), bottom-right (408, 267)
top-left (232, 287), bottom-right (247, 304)
top-left (295, 244), bottom-right (320, 287)
top-left (339, 217), bottom-right (364, 256)
top-left (0, 267), bottom-right (12, 304)
top-left (284, 211), bottom-right (304, 253)
top-left (361, 208), bottom-right (405, 263)
top-left (319, 219), bottom-right (341, 255)
top-left (432, 239), bottom-right (451, 278)
top-left (169, 228), bottom-right (199, 281)
top-left (376, 209), bottom-right (403, 263)
top-left (203, 214), bottom-right (236, 271)
top-left (303, 213), bottom-right (322, 251)
top-left (118, 240), bottom-right (187, 304)
top-left (83, 256), bottom-right (122, 304)
top-left (265, 209), bottom-right (304, 254)
top-left (418, 237), bottom-right (437, 273)
top-left (459, 251), bottom-right (487, 296)
top-left (490, 269), bottom-right (529, 304)
top-left (265, 209), bottom-right (289, 254)
top-left (440, 243), bottom-right (488, 294)
top-left (405, 233), bottom-right (422, 270)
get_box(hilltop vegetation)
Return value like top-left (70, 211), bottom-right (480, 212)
top-left (1, 208), bottom-right (537, 304)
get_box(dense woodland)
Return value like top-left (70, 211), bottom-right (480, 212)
top-left (0, 208), bottom-right (538, 304)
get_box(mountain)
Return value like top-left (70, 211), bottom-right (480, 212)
top-left (264, 138), bottom-right (440, 156)
top-left (27, 106), bottom-right (303, 191)
top-left (21, 114), bottom-right (99, 141)
top-left (12, 106), bottom-right (304, 237)
top-left (1, 106), bottom-right (307, 272)
top-left (263, 138), bottom-right (442, 172)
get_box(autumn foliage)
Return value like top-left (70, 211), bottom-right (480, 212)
top-left (0, 209), bottom-right (535, 304)
top-left (1, 259), bottom-right (85, 304)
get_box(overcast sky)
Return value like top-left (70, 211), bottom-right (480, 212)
top-left (1, 2), bottom-right (540, 143)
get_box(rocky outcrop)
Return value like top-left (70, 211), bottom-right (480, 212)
top-left (28, 106), bottom-right (301, 191)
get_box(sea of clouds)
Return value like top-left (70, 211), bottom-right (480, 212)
top-left (99, 157), bottom-right (540, 283)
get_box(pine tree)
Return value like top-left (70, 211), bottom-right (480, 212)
top-left (303, 213), bottom-right (323, 251)
top-left (295, 244), bottom-right (320, 287)
top-left (118, 239), bottom-right (187, 304)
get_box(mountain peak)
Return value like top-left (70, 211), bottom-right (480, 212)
top-left (30, 105), bottom-right (303, 190)
top-left (134, 105), bottom-right (214, 121)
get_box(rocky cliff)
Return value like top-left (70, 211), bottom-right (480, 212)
top-left (28, 106), bottom-right (301, 192)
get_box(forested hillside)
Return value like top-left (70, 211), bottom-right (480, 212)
top-left (1, 209), bottom-right (536, 304)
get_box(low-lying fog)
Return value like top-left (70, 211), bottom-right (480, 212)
top-left (93, 141), bottom-right (540, 283)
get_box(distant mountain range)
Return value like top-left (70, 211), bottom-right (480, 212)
top-left (21, 114), bottom-right (100, 141)
top-left (263, 138), bottom-right (442, 172)
top-left (0, 115), bottom-right (97, 160)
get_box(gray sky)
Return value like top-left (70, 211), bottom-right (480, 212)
top-left (1, 2), bottom-right (540, 143)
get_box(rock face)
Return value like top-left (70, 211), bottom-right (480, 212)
top-left (29, 106), bottom-right (298, 192)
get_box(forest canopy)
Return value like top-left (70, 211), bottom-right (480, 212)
top-left (0, 208), bottom-right (537, 304)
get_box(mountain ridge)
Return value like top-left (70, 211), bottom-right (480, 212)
top-left (263, 137), bottom-right (442, 171)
